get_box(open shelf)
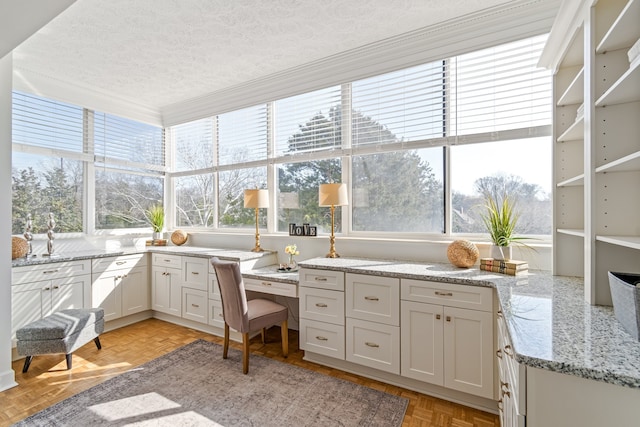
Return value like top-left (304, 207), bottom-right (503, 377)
top-left (596, 235), bottom-right (640, 250)
top-left (557, 115), bottom-right (584, 142)
top-left (557, 174), bottom-right (584, 187)
top-left (596, 150), bottom-right (640, 173)
top-left (557, 67), bottom-right (584, 105)
top-left (558, 228), bottom-right (585, 237)
top-left (596, 0), bottom-right (640, 53)
top-left (596, 58), bottom-right (640, 106)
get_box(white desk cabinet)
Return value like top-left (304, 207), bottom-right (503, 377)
top-left (151, 254), bottom-right (182, 316)
top-left (11, 260), bottom-right (91, 339)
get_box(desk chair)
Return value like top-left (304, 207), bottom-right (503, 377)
top-left (210, 257), bottom-right (288, 374)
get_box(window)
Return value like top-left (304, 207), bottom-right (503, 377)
top-left (218, 105), bottom-right (268, 165)
top-left (218, 167), bottom-right (267, 228)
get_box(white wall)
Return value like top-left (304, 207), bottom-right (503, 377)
top-left (0, 52), bottom-right (17, 391)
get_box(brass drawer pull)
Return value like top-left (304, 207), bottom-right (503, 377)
top-left (446, 316), bottom-right (451, 322)
top-left (116, 261), bottom-right (126, 265)
top-left (315, 303), bottom-right (328, 308)
top-left (192, 272), bottom-right (199, 275)
top-left (261, 282), bottom-right (272, 286)
top-left (43, 269), bottom-right (59, 274)
top-left (315, 336), bottom-right (328, 341)
top-left (43, 287), bottom-right (50, 291)
top-left (496, 348), bottom-right (503, 359)
top-left (502, 389), bottom-right (511, 398)
top-left (436, 314), bottom-right (441, 320)
top-left (191, 304), bottom-right (199, 308)
top-left (53, 285), bottom-right (59, 289)
top-left (504, 344), bottom-right (514, 357)
top-left (435, 291), bottom-right (453, 297)
top-left (364, 296), bottom-right (379, 301)
top-left (314, 277), bottom-right (328, 282)
top-left (365, 342), bottom-right (380, 348)
top-left (164, 259), bottom-right (171, 262)
top-left (501, 380), bottom-right (509, 391)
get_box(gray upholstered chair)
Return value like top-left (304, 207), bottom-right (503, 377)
top-left (210, 257), bottom-right (288, 374)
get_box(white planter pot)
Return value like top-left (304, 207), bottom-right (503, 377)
top-left (152, 231), bottom-right (163, 240)
top-left (491, 245), bottom-right (512, 261)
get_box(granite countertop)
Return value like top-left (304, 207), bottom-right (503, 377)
top-left (11, 246), bottom-right (275, 267)
top-left (243, 266), bottom-right (299, 285)
top-left (299, 257), bottom-right (640, 389)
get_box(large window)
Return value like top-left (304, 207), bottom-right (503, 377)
top-left (168, 34), bottom-right (552, 240)
top-left (11, 91), bottom-right (165, 234)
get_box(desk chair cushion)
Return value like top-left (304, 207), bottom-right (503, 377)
top-left (247, 299), bottom-right (288, 332)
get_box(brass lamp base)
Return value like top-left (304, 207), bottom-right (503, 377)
top-left (251, 208), bottom-right (265, 252)
top-left (325, 210), bottom-right (340, 258)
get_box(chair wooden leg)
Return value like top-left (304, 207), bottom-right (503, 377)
top-left (242, 332), bottom-right (250, 374)
top-left (261, 328), bottom-right (266, 344)
top-left (281, 320), bottom-right (288, 358)
top-left (223, 323), bottom-right (230, 359)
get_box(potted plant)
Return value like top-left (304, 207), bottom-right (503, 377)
top-left (480, 193), bottom-right (527, 261)
top-left (146, 204), bottom-right (165, 240)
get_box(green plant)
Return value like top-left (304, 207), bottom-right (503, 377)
top-left (146, 204), bottom-right (164, 232)
top-left (480, 194), bottom-right (527, 247)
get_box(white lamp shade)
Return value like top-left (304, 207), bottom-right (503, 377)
top-left (319, 183), bottom-right (348, 207)
top-left (244, 189), bottom-right (269, 208)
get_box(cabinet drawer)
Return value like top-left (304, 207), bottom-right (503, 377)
top-left (182, 287), bottom-right (207, 323)
top-left (182, 257), bottom-right (208, 291)
top-left (208, 299), bottom-right (225, 329)
top-left (13, 259), bottom-right (91, 284)
top-left (346, 318), bottom-right (400, 374)
top-left (209, 274), bottom-right (220, 300)
top-left (346, 273), bottom-right (399, 326)
top-left (92, 253), bottom-right (146, 273)
top-left (401, 279), bottom-right (493, 312)
top-left (498, 314), bottom-right (526, 415)
top-left (299, 318), bottom-right (345, 360)
top-left (151, 253), bottom-right (182, 269)
top-left (299, 268), bottom-right (345, 291)
top-left (244, 278), bottom-right (298, 298)
top-left (299, 287), bottom-right (344, 325)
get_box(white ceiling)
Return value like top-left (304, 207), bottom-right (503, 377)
top-left (12, 0), bottom-right (528, 113)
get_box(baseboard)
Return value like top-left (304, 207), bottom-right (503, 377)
top-left (0, 368), bottom-right (17, 392)
top-left (304, 351), bottom-right (498, 415)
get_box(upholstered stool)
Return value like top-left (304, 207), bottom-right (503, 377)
top-left (16, 308), bottom-right (105, 373)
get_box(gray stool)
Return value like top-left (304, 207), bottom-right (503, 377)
top-left (16, 308), bottom-right (105, 373)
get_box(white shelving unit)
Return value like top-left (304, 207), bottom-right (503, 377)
top-left (541, 0), bottom-right (640, 305)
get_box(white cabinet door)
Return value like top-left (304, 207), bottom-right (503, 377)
top-left (151, 266), bottom-right (181, 316)
top-left (121, 266), bottom-right (150, 316)
top-left (400, 300), bottom-right (444, 385)
top-left (443, 306), bottom-right (494, 399)
top-left (91, 272), bottom-right (122, 322)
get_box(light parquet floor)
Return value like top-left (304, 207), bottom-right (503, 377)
top-left (0, 318), bottom-right (499, 427)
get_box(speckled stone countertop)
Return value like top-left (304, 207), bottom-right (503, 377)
top-left (298, 257), bottom-right (640, 389)
top-left (11, 246), bottom-right (275, 267)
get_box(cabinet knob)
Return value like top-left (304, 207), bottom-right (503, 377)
top-left (497, 398), bottom-right (503, 412)
top-left (501, 380), bottom-right (509, 392)
top-left (315, 303), bottom-right (328, 308)
top-left (496, 348), bottom-right (503, 359)
top-left (364, 296), bottom-right (379, 301)
top-left (315, 336), bottom-right (328, 341)
top-left (446, 316), bottom-right (451, 322)
top-left (504, 344), bottom-right (514, 357)
top-left (436, 314), bottom-right (441, 320)
top-left (365, 342), bottom-right (380, 348)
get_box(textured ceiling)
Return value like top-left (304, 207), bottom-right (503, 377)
top-left (13, 0), bottom-right (519, 110)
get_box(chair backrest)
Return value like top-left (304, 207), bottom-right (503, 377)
top-left (210, 257), bottom-right (249, 333)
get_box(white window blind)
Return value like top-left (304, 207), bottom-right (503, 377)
top-left (218, 104), bottom-right (267, 165)
top-left (12, 91), bottom-right (84, 153)
top-left (94, 112), bottom-right (164, 171)
top-left (451, 34), bottom-right (551, 137)
top-left (275, 86), bottom-right (342, 156)
top-left (171, 118), bottom-right (214, 172)
top-left (352, 61), bottom-right (446, 148)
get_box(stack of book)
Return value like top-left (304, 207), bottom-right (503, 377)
top-left (480, 258), bottom-right (528, 276)
top-left (146, 239), bottom-right (168, 246)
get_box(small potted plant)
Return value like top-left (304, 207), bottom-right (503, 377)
top-left (480, 193), bottom-right (527, 261)
top-left (146, 204), bottom-right (165, 240)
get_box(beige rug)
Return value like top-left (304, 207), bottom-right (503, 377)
top-left (14, 339), bottom-right (408, 426)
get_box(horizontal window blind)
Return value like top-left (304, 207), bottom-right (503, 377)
top-left (94, 112), bottom-right (165, 170)
top-left (171, 117), bottom-right (214, 172)
top-left (275, 86), bottom-right (342, 156)
top-left (218, 104), bottom-right (267, 165)
top-left (451, 34), bottom-right (551, 136)
top-left (352, 61), bottom-right (446, 147)
top-left (12, 91), bottom-right (84, 153)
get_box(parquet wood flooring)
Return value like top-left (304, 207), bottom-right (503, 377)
top-left (0, 318), bottom-right (499, 427)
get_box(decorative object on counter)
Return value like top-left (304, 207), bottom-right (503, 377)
top-left (171, 229), bottom-right (189, 246)
top-left (244, 189), bottom-right (268, 252)
top-left (608, 271), bottom-right (640, 340)
top-left (44, 212), bottom-right (56, 257)
top-left (480, 257), bottom-right (528, 276)
top-left (319, 183), bottom-right (348, 258)
top-left (12, 236), bottom-right (29, 260)
top-left (23, 213), bottom-right (33, 255)
top-left (283, 244), bottom-right (299, 270)
top-left (480, 192), bottom-right (530, 261)
top-left (146, 204), bottom-right (165, 240)
top-left (145, 239), bottom-right (168, 246)
top-left (447, 240), bottom-right (479, 268)
top-left (288, 222), bottom-right (317, 236)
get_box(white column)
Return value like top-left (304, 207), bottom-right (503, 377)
top-left (0, 52), bottom-right (17, 391)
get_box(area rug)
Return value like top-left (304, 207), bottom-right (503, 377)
top-left (14, 339), bottom-right (408, 426)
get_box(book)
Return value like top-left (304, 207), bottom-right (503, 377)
top-left (480, 258), bottom-right (528, 270)
top-left (480, 264), bottom-right (527, 276)
top-left (146, 239), bottom-right (167, 246)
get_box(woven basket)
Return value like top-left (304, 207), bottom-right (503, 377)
top-left (12, 236), bottom-right (29, 260)
top-left (171, 229), bottom-right (188, 246)
top-left (447, 240), bottom-right (479, 268)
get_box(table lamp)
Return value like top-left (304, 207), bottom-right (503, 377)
top-left (319, 183), bottom-right (348, 258)
top-left (244, 189), bottom-right (269, 252)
